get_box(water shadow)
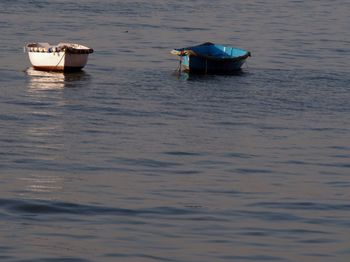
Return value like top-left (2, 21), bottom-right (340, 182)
top-left (172, 68), bottom-right (248, 81)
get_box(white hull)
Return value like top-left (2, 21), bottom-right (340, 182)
top-left (26, 42), bottom-right (93, 71)
top-left (28, 52), bottom-right (89, 71)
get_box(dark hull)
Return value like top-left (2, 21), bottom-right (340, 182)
top-left (32, 66), bottom-right (84, 72)
top-left (182, 55), bottom-right (248, 74)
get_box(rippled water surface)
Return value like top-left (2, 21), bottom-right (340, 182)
top-left (1, 1), bottom-right (350, 261)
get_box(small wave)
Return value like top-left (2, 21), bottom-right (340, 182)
top-left (219, 255), bottom-right (283, 261)
top-left (224, 152), bottom-right (257, 159)
top-left (0, 198), bottom-right (201, 218)
top-left (235, 168), bottom-right (274, 174)
top-left (17, 258), bottom-right (91, 262)
top-left (163, 151), bottom-right (203, 156)
top-left (104, 253), bottom-right (178, 262)
top-left (249, 201), bottom-right (350, 211)
top-left (115, 157), bottom-right (181, 168)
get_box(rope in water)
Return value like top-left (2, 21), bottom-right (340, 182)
top-left (175, 50), bottom-right (184, 74)
top-left (177, 56), bottom-right (182, 73)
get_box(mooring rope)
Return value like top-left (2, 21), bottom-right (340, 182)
top-left (54, 50), bottom-right (66, 68)
top-left (176, 50), bottom-right (184, 75)
top-left (178, 56), bottom-right (182, 73)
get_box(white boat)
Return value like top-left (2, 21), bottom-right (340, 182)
top-left (25, 42), bottom-right (93, 71)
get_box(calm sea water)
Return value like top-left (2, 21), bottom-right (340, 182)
top-left (1, 1), bottom-right (350, 261)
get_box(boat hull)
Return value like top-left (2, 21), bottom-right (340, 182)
top-left (172, 42), bottom-right (250, 74)
top-left (181, 55), bottom-right (248, 74)
top-left (28, 52), bottom-right (89, 72)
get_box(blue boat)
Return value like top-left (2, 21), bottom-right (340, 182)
top-left (171, 42), bottom-right (251, 74)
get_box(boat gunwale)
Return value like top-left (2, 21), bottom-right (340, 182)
top-left (171, 42), bottom-right (251, 61)
top-left (26, 42), bottom-right (93, 54)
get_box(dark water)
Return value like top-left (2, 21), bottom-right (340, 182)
top-left (1, 1), bottom-right (350, 261)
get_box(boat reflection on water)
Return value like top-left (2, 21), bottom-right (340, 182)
top-left (173, 68), bottom-right (247, 81)
top-left (20, 68), bottom-right (91, 201)
top-left (26, 67), bottom-right (89, 90)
